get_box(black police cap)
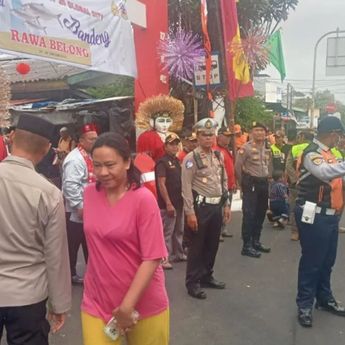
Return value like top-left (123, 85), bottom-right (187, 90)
top-left (17, 115), bottom-right (55, 141)
top-left (317, 116), bottom-right (345, 134)
top-left (251, 121), bottom-right (267, 131)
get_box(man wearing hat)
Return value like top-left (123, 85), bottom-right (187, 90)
top-left (177, 128), bottom-right (198, 163)
top-left (271, 130), bottom-right (286, 173)
top-left (214, 127), bottom-right (236, 239)
top-left (0, 115), bottom-right (71, 343)
top-left (235, 122), bottom-right (272, 258)
top-left (182, 118), bottom-right (231, 299)
top-left (62, 123), bottom-right (98, 285)
top-left (233, 124), bottom-right (249, 150)
top-left (155, 133), bottom-right (185, 269)
top-left (56, 127), bottom-right (76, 164)
top-left (295, 116), bottom-right (345, 328)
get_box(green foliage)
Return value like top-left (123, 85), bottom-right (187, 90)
top-left (237, 0), bottom-right (299, 35)
top-left (235, 96), bottom-right (274, 130)
top-left (85, 76), bottom-right (134, 99)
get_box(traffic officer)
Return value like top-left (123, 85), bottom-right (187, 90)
top-left (235, 122), bottom-right (272, 258)
top-left (295, 116), bottom-right (345, 328)
top-left (271, 130), bottom-right (285, 172)
top-left (285, 131), bottom-right (314, 240)
top-left (182, 118), bottom-right (231, 299)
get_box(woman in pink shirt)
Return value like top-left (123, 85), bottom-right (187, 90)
top-left (81, 133), bottom-right (169, 345)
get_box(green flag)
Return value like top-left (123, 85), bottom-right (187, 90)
top-left (266, 30), bottom-right (286, 82)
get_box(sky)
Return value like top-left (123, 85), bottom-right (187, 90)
top-left (265, 0), bottom-right (345, 103)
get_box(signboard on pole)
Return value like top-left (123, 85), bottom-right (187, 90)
top-left (0, 1), bottom-right (137, 77)
top-left (194, 53), bottom-right (221, 87)
top-left (326, 36), bottom-right (345, 76)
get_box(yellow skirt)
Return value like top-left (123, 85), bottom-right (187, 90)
top-left (81, 309), bottom-right (170, 345)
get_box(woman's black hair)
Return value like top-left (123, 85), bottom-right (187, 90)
top-left (91, 132), bottom-right (141, 191)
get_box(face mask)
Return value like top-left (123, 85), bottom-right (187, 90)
top-left (154, 116), bottom-right (173, 134)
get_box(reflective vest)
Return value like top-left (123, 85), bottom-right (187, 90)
top-left (291, 143), bottom-right (309, 160)
top-left (331, 147), bottom-right (344, 162)
top-left (297, 142), bottom-right (343, 211)
top-left (271, 144), bottom-right (285, 171)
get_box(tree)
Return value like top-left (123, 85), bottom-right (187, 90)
top-left (85, 76), bottom-right (134, 99)
top-left (237, 0), bottom-right (299, 35)
top-left (235, 96), bottom-right (274, 130)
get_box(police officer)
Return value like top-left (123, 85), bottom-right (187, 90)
top-left (295, 116), bottom-right (345, 328)
top-left (235, 122), bottom-right (272, 258)
top-left (182, 118), bottom-right (230, 299)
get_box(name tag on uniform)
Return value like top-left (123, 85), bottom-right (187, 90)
top-left (301, 201), bottom-right (317, 224)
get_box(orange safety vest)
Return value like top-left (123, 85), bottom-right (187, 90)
top-left (297, 148), bottom-right (343, 212)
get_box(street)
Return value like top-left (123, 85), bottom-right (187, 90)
top-left (43, 212), bottom-right (345, 345)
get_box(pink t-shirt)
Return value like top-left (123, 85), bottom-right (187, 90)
top-left (81, 185), bottom-right (169, 322)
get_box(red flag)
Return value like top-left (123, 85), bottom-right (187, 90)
top-left (220, 0), bottom-right (254, 100)
top-left (200, 0), bottom-right (214, 116)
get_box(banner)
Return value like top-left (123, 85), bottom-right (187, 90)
top-left (0, 0), bottom-right (137, 77)
top-left (134, 0), bottom-right (169, 111)
top-left (219, 0), bottom-right (254, 100)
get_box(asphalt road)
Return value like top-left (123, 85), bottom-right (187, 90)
top-left (3, 212), bottom-right (345, 345)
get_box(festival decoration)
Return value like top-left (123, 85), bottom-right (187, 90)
top-left (0, 65), bottom-right (11, 127)
top-left (229, 27), bottom-right (269, 74)
top-left (158, 29), bottom-right (205, 81)
top-left (136, 94), bottom-right (184, 132)
top-left (16, 62), bottom-right (31, 75)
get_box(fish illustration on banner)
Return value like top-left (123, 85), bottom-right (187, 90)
top-left (0, 0), bottom-right (137, 77)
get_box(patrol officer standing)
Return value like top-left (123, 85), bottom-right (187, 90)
top-left (182, 118), bottom-right (230, 299)
top-left (235, 122), bottom-right (272, 258)
top-left (295, 116), bottom-right (345, 328)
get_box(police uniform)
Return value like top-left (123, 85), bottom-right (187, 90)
top-left (295, 116), bottom-right (345, 328)
top-left (181, 118), bottom-right (228, 299)
top-left (235, 122), bottom-right (272, 258)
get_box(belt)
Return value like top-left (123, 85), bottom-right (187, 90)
top-left (316, 206), bottom-right (336, 216)
top-left (196, 195), bottom-right (222, 205)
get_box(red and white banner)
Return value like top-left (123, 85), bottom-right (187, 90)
top-left (0, 0), bottom-right (137, 77)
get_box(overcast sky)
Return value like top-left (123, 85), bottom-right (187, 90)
top-left (265, 0), bottom-right (345, 103)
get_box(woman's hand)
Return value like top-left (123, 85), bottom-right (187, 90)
top-left (112, 306), bottom-right (137, 334)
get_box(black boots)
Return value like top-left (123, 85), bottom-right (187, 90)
top-left (241, 244), bottom-right (261, 258)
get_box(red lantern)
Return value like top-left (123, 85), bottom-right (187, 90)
top-left (16, 63), bottom-right (31, 75)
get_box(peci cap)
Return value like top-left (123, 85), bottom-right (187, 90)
top-left (251, 121), bottom-right (267, 131)
top-left (193, 118), bottom-right (218, 134)
top-left (218, 126), bottom-right (232, 136)
top-left (317, 116), bottom-right (345, 134)
top-left (165, 133), bottom-right (181, 144)
top-left (17, 114), bottom-right (55, 141)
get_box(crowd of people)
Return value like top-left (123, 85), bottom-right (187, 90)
top-left (2, 111), bottom-right (345, 344)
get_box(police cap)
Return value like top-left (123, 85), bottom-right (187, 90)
top-left (179, 128), bottom-right (197, 141)
top-left (218, 126), bottom-right (232, 136)
top-left (193, 118), bottom-right (218, 134)
top-left (251, 121), bottom-right (267, 131)
top-left (165, 133), bottom-right (181, 144)
top-left (317, 116), bottom-right (345, 134)
top-left (17, 115), bottom-right (55, 141)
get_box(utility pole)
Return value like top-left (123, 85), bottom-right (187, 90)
top-left (311, 28), bottom-right (345, 128)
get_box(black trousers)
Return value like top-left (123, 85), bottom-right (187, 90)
top-left (185, 203), bottom-right (223, 289)
top-left (0, 300), bottom-right (50, 345)
top-left (241, 175), bottom-right (269, 246)
top-left (66, 213), bottom-right (88, 276)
